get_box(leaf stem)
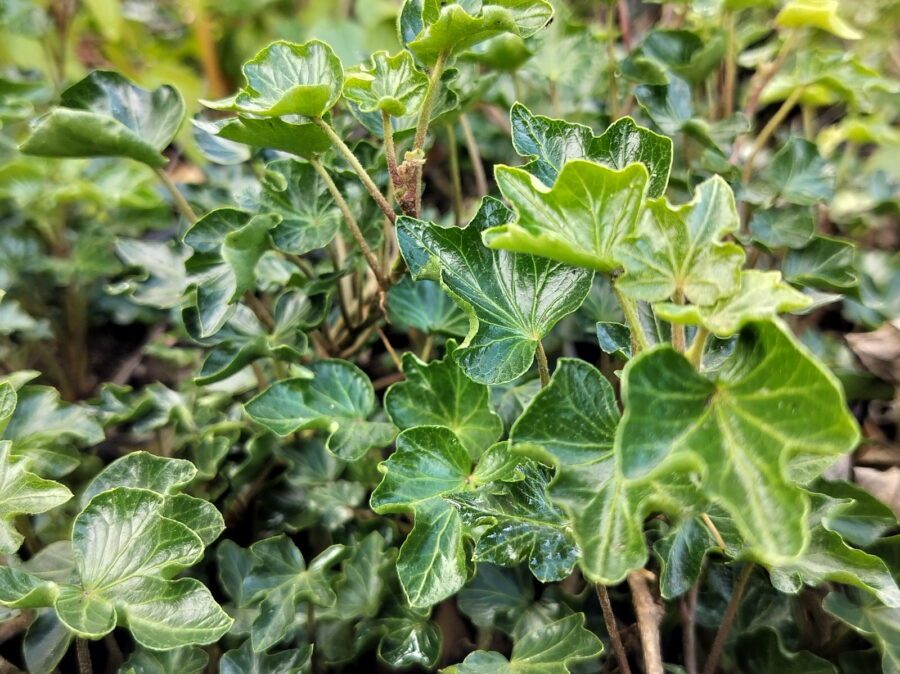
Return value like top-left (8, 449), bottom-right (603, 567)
top-left (76, 638), bottom-right (92, 674)
top-left (243, 291), bottom-right (275, 330)
top-left (742, 87), bottom-right (803, 183)
top-left (378, 327), bottom-right (403, 371)
top-left (671, 289), bottom-right (686, 353)
top-left (310, 158), bottom-right (389, 291)
top-left (459, 113), bottom-right (488, 197)
top-left (627, 571), bottom-right (664, 674)
top-left (700, 512), bottom-right (727, 551)
top-left (381, 109), bottom-right (400, 187)
top-left (686, 327), bottom-right (709, 369)
top-left (722, 11), bottom-right (737, 118)
top-left (154, 167), bottom-right (198, 223)
top-left (596, 584), bottom-right (633, 674)
top-left (535, 340), bottom-right (551, 387)
top-left (613, 282), bottom-right (651, 354)
top-left (313, 118), bottom-right (396, 224)
top-left (702, 564), bottom-right (755, 674)
top-left (414, 49), bottom-right (450, 153)
top-left (446, 123), bottom-right (464, 226)
top-left (606, 7), bottom-right (619, 119)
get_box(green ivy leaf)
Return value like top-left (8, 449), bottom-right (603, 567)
top-left (241, 536), bottom-right (344, 652)
top-left (184, 208), bottom-right (278, 338)
top-left (245, 360), bottom-right (397, 461)
top-left (203, 40), bottom-right (343, 118)
top-left (0, 439), bottom-right (71, 554)
top-left (823, 591), bottom-right (899, 674)
top-left (120, 645), bottom-right (209, 674)
top-left (20, 71), bottom-right (184, 167)
top-left (813, 479), bottom-right (898, 547)
top-left (377, 601), bottom-right (443, 669)
top-left (508, 103), bottom-right (673, 196)
top-left (448, 461), bottom-right (578, 582)
top-left (398, 198), bottom-right (593, 385)
top-left (203, 115), bottom-right (331, 158)
top-left (617, 321), bottom-right (860, 564)
top-left (488, 160), bottom-right (649, 272)
top-left (81, 450), bottom-right (196, 505)
top-left (630, 29), bottom-right (726, 85)
top-left (387, 277), bottom-right (468, 336)
top-left (220, 639), bottom-right (312, 674)
top-left (386, 345), bottom-right (502, 457)
top-left (776, 0), bottom-right (861, 40)
top-left (448, 613), bottom-right (603, 674)
top-left (784, 236), bottom-right (858, 291)
top-left (400, 0), bottom-right (553, 63)
top-left (332, 531), bottom-right (393, 620)
top-left (251, 159), bottom-right (341, 255)
top-left (749, 206), bottom-right (816, 250)
top-left (458, 564), bottom-right (534, 632)
top-left (617, 176), bottom-right (745, 305)
top-left (344, 50), bottom-right (428, 117)
top-left (0, 487), bottom-right (232, 648)
top-left (654, 270), bottom-right (813, 337)
top-left (757, 138), bottom-right (835, 206)
top-left (736, 628), bottom-right (838, 674)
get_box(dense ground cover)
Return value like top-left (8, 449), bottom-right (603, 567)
top-left (0, 0), bottom-right (897, 672)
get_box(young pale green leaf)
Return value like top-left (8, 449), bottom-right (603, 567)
top-left (203, 40), bottom-right (343, 118)
top-left (448, 613), bottom-right (603, 674)
top-left (398, 199), bottom-right (593, 385)
top-left (220, 639), bottom-right (312, 674)
top-left (617, 175), bottom-right (744, 305)
top-left (204, 115), bottom-right (331, 158)
top-left (81, 450), bottom-right (196, 505)
top-left (184, 208), bottom-right (278, 338)
top-left (0, 440), bottom-right (71, 554)
top-left (245, 360), bottom-right (396, 461)
top-left (823, 591), bottom-right (899, 674)
top-left (387, 277), bottom-right (468, 336)
top-left (252, 159), bottom-right (341, 255)
top-left (617, 320), bottom-right (860, 564)
top-left (385, 345), bottom-right (502, 457)
top-left (508, 103), bottom-right (673, 196)
top-left (344, 50), bottom-right (428, 117)
top-left (488, 160), bottom-right (649, 272)
top-left (19, 71), bottom-right (184, 166)
top-left (448, 462), bottom-right (577, 582)
top-left (400, 0), bottom-right (553, 62)
top-left (240, 536), bottom-right (344, 652)
top-left (776, 0), bottom-right (861, 39)
top-left (654, 270), bottom-right (812, 337)
top-left (120, 645), bottom-right (209, 674)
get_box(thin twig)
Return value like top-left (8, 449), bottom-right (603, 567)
top-left (596, 585), bottom-right (633, 674)
top-left (313, 118), bottom-right (396, 224)
top-left (535, 340), bottom-right (551, 387)
top-left (459, 113), bottom-right (488, 197)
top-left (702, 564), bottom-right (755, 674)
top-left (377, 328), bottom-right (403, 371)
top-left (76, 639), bottom-right (92, 674)
top-left (742, 88), bottom-right (803, 183)
top-left (627, 571), bottom-right (664, 674)
top-left (154, 167), bottom-right (198, 223)
top-left (701, 512), bottom-right (727, 551)
top-left (680, 582), bottom-right (700, 674)
top-left (722, 11), bottom-right (737, 118)
top-left (310, 158), bottom-right (389, 291)
top-left (446, 123), bottom-right (464, 226)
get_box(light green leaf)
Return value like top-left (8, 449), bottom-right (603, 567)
top-left (203, 40), bottom-right (342, 118)
top-left (244, 360), bottom-right (397, 461)
top-left (488, 160), bottom-right (649, 272)
top-left (385, 345), bottom-right (502, 457)
top-left (813, 479), bottom-right (898, 547)
top-left (398, 198), bottom-right (593, 385)
top-left (0, 440), bottom-right (71, 554)
top-left (401, 0), bottom-right (553, 62)
top-left (81, 450), bottom-right (196, 505)
top-left (617, 320), bottom-right (860, 564)
top-left (655, 270), bottom-right (813, 337)
top-left (377, 602), bottom-right (443, 669)
top-left (20, 71), bottom-right (184, 167)
top-left (449, 613), bottom-right (603, 674)
top-left (344, 50), bottom-right (428, 117)
top-left (205, 115), bottom-right (331, 158)
top-left (120, 645), bottom-right (208, 674)
top-left (387, 277), bottom-right (468, 336)
top-left (508, 103), bottom-right (673, 196)
top-left (241, 536), bottom-right (344, 652)
top-left (776, 0), bottom-right (861, 39)
top-left (184, 208), bottom-right (278, 338)
top-left (0, 566), bottom-right (59, 608)
top-left (617, 175), bottom-right (744, 305)
top-left (824, 591), bottom-right (900, 674)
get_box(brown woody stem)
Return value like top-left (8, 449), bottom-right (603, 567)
top-left (596, 584), bottom-right (633, 674)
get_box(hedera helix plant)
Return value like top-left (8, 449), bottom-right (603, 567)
top-left (0, 0), bottom-right (897, 672)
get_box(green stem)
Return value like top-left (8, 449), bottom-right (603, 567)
top-left (413, 50), bottom-right (450, 153)
top-left (722, 10), bottom-right (737, 118)
top-left (702, 564), bottom-right (755, 674)
top-left (535, 340), bottom-right (550, 387)
top-left (459, 113), bottom-right (488, 197)
top-left (446, 123), bottom-right (464, 226)
top-left (313, 118), bottom-right (396, 224)
top-left (742, 87), bottom-right (803, 183)
top-left (381, 109), bottom-right (400, 188)
top-left (154, 167), bottom-right (198, 223)
top-left (606, 8), bottom-right (619, 119)
top-left (613, 282), bottom-right (651, 354)
top-left (671, 289), bottom-right (686, 353)
top-left (310, 158), bottom-right (389, 291)
top-left (686, 327), bottom-right (709, 368)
